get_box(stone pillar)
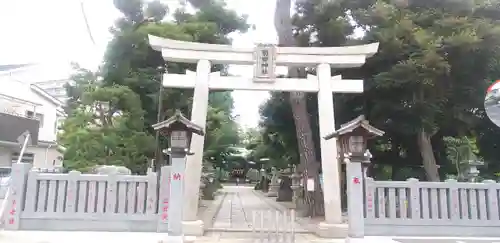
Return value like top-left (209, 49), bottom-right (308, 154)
top-left (168, 152), bottom-right (187, 242)
top-left (2, 163), bottom-right (31, 229)
top-left (157, 166), bottom-right (171, 232)
top-left (260, 168), bottom-right (269, 192)
top-left (182, 59), bottom-right (211, 236)
top-left (267, 167), bottom-right (279, 197)
top-left (345, 155), bottom-right (368, 242)
top-left (316, 63), bottom-right (344, 236)
top-left (290, 166), bottom-right (301, 208)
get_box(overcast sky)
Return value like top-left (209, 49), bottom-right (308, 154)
top-left (0, 0), bottom-right (281, 128)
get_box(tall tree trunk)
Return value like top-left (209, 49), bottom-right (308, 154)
top-left (417, 129), bottom-right (440, 181)
top-left (274, 0), bottom-right (323, 216)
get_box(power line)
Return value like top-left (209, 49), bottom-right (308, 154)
top-left (80, 1), bottom-right (96, 47)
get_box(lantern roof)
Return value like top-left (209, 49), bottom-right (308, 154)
top-left (152, 110), bottom-right (204, 136)
top-left (324, 115), bottom-right (384, 140)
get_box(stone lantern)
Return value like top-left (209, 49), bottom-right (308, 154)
top-left (324, 115), bottom-right (384, 241)
top-left (325, 115), bottom-right (384, 159)
top-left (467, 159), bottom-right (484, 182)
top-left (152, 110), bottom-right (204, 243)
top-left (325, 115), bottom-right (384, 178)
top-left (153, 110), bottom-right (204, 155)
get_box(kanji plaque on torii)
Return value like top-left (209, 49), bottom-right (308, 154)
top-left (253, 44), bottom-right (277, 82)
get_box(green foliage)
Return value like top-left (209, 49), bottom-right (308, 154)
top-left (443, 136), bottom-right (480, 181)
top-left (256, 0), bottom-right (500, 180)
top-left (204, 100), bottom-right (240, 167)
top-left (250, 93), bottom-right (300, 169)
top-left (60, 0), bottom-right (248, 172)
top-left (60, 67), bottom-right (154, 173)
top-left (349, 0), bottom-right (500, 180)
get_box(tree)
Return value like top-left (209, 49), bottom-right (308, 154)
top-left (64, 0), bottom-right (249, 171)
top-left (259, 0), bottom-right (500, 187)
top-left (274, 0), bottom-right (327, 217)
top-left (205, 91), bottom-right (241, 166)
top-left (60, 67), bottom-right (154, 173)
top-left (204, 105), bottom-right (241, 169)
top-left (255, 93), bottom-right (301, 168)
top-left (347, 0), bottom-right (500, 181)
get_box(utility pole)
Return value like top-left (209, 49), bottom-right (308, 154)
top-left (154, 81), bottom-right (164, 172)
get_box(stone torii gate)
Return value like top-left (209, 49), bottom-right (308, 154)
top-left (149, 35), bottom-right (379, 236)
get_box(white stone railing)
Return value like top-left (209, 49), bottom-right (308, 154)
top-left (364, 178), bottom-right (500, 222)
top-left (353, 176), bottom-right (500, 236)
top-left (23, 171), bottom-right (159, 216)
top-left (2, 163), bottom-right (175, 232)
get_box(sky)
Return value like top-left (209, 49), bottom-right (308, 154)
top-left (0, 0), bottom-right (282, 129)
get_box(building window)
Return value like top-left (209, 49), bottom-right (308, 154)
top-left (11, 152), bottom-right (34, 164)
top-left (36, 113), bottom-right (44, 127)
top-left (0, 167), bottom-right (11, 177)
top-left (25, 111), bottom-right (44, 128)
top-left (25, 110), bottom-right (33, 118)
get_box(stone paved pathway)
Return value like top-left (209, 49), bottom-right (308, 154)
top-left (197, 232), bottom-right (324, 243)
top-left (204, 184), bottom-right (319, 242)
top-left (211, 185), bottom-right (307, 233)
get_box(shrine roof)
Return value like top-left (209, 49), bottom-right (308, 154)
top-left (324, 115), bottom-right (384, 140)
top-left (152, 110), bottom-right (204, 136)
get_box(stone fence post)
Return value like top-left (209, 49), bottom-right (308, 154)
top-left (345, 154), bottom-right (369, 241)
top-left (157, 165), bottom-right (171, 232)
top-left (2, 163), bottom-right (31, 229)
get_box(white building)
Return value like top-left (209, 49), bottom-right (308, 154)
top-left (0, 62), bottom-right (73, 104)
top-left (34, 79), bottom-right (70, 104)
top-left (0, 64), bottom-right (66, 170)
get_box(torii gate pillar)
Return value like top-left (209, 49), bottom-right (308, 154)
top-left (149, 35), bottom-right (379, 237)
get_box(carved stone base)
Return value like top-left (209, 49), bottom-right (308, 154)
top-left (182, 220), bottom-right (204, 236)
top-left (315, 221), bottom-right (348, 238)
